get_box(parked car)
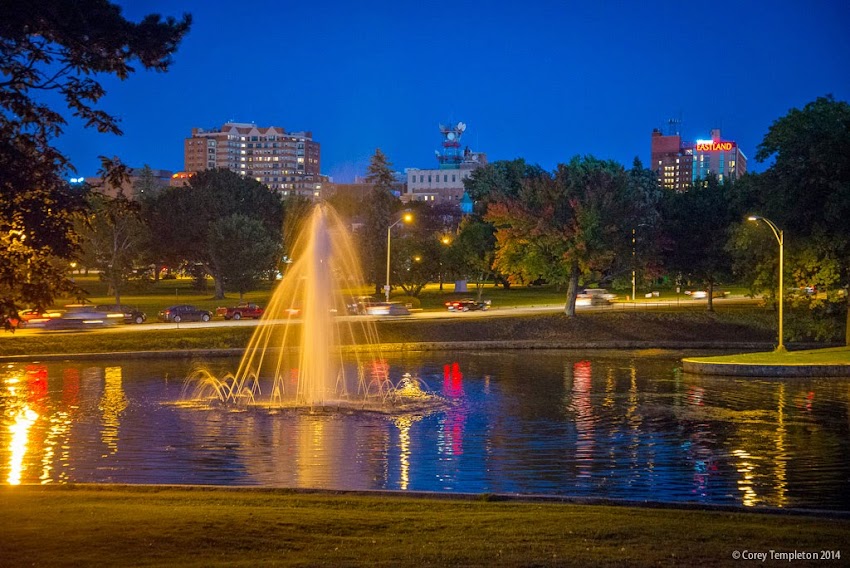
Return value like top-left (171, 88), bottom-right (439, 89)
top-left (157, 304), bottom-right (212, 323)
top-left (445, 299), bottom-right (491, 312)
top-left (96, 304), bottom-right (147, 324)
top-left (220, 303), bottom-right (264, 320)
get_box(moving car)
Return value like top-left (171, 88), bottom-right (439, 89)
top-left (42, 306), bottom-right (119, 330)
top-left (96, 304), bottom-right (147, 324)
top-left (157, 304), bottom-right (212, 323)
top-left (365, 302), bottom-right (411, 316)
top-left (575, 288), bottom-right (615, 306)
top-left (445, 299), bottom-right (491, 312)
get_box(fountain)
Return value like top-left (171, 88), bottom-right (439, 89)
top-left (183, 204), bottom-right (442, 413)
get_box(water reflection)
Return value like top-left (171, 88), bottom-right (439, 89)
top-left (0, 353), bottom-right (849, 510)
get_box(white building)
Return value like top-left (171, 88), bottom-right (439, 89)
top-left (402, 122), bottom-right (486, 205)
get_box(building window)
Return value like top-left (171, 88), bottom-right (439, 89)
top-left (444, 175), bottom-right (448, 182)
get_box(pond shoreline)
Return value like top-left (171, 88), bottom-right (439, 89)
top-left (0, 340), bottom-right (788, 362)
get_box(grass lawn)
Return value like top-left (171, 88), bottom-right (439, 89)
top-left (1, 486), bottom-right (847, 567)
top-left (684, 346), bottom-right (850, 365)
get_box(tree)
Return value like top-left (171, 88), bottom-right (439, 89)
top-left (361, 149), bottom-right (402, 294)
top-left (208, 215), bottom-right (279, 300)
top-left (445, 218), bottom-right (498, 296)
top-left (0, 1), bottom-right (191, 314)
top-left (391, 235), bottom-right (440, 297)
top-left (77, 162), bottom-right (148, 304)
top-left (660, 175), bottom-right (739, 312)
top-left (146, 169), bottom-right (283, 299)
top-left (132, 165), bottom-right (165, 200)
top-left (732, 96), bottom-right (850, 342)
top-left (463, 159), bottom-right (547, 213)
top-left (486, 156), bottom-right (640, 317)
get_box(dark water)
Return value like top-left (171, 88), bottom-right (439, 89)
top-left (2, 351), bottom-right (849, 510)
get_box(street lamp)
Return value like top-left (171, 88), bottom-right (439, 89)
top-left (748, 215), bottom-right (785, 352)
top-left (631, 227), bottom-right (636, 302)
top-left (439, 235), bottom-right (451, 291)
top-left (385, 212), bottom-right (413, 302)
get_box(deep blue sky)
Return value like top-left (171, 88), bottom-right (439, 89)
top-left (55, 0), bottom-right (850, 182)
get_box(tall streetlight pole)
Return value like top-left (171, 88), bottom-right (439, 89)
top-left (748, 215), bottom-right (785, 352)
top-left (439, 235), bottom-right (451, 291)
top-left (385, 212), bottom-right (413, 302)
top-left (632, 227), bottom-right (637, 302)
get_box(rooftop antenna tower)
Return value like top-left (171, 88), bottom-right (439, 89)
top-left (436, 122), bottom-right (466, 169)
top-left (666, 116), bottom-right (682, 136)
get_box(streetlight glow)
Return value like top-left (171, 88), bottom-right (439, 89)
top-left (385, 212), bottom-right (413, 302)
top-left (748, 215), bottom-right (785, 352)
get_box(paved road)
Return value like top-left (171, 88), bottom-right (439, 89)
top-left (1, 296), bottom-right (761, 339)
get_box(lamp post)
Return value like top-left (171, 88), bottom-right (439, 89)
top-left (631, 227), bottom-right (636, 302)
top-left (385, 212), bottom-right (413, 302)
top-left (439, 235), bottom-right (451, 291)
top-left (748, 215), bottom-right (785, 352)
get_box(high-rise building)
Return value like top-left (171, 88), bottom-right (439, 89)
top-left (651, 127), bottom-right (747, 191)
top-left (184, 122), bottom-right (322, 197)
top-left (403, 121), bottom-right (486, 206)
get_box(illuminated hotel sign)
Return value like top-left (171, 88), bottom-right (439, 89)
top-left (695, 140), bottom-right (736, 152)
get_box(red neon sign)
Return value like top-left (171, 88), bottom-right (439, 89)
top-left (695, 141), bottom-right (735, 152)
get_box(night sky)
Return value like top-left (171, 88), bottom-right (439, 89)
top-left (52, 0), bottom-right (850, 182)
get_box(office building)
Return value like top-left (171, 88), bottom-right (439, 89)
top-left (651, 127), bottom-right (747, 191)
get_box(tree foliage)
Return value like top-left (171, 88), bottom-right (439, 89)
top-left (146, 169), bottom-right (283, 299)
top-left (0, 1), bottom-right (190, 314)
top-left (732, 96), bottom-right (850, 342)
top-left (486, 156), bottom-right (645, 316)
top-left (444, 218), bottom-right (498, 295)
top-left (661, 175), bottom-right (739, 311)
top-left (361, 149), bottom-right (402, 293)
top-left (208, 214), bottom-right (279, 300)
top-left (76, 190), bottom-right (148, 306)
top-left (463, 159), bottom-right (547, 215)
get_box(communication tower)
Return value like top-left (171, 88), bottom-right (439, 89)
top-left (437, 122), bottom-right (466, 169)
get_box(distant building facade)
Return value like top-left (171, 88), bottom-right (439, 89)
top-left (403, 122), bottom-right (486, 205)
top-left (82, 167), bottom-right (173, 198)
top-left (651, 128), bottom-right (747, 191)
top-left (184, 122), bottom-right (323, 197)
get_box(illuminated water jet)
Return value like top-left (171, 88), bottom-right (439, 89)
top-left (183, 204), bottom-right (442, 413)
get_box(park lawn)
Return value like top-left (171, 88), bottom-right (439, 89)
top-left (684, 346), bottom-right (850, 365)
top-left (1, 486), bottom-right (847, 567)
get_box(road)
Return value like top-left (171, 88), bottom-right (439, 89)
top-left (1, 296), bottom-right (761, 339)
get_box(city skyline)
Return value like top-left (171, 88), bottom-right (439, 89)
top-left (47, 0), bottom-right (850, 182)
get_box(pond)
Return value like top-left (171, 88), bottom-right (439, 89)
top-left (2, 351), bottom-right (849, 510)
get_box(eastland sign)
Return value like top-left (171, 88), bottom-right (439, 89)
top-left (695, 140), bottom-right (736, 152)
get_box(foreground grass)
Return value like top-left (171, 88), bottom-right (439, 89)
top-left (1, 486), bottom-right (846, 567)
top-left (685, 346), bottom-right (850, 365)
top-left (0, 311), bottom-right (780, 357)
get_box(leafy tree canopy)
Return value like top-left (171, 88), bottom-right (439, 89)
top-left (0, 1), bottom-right (190, 315)
top-left (486, 156), bottom-right (642, 316)
top-left (146, 169), bottom-right (283, 299)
